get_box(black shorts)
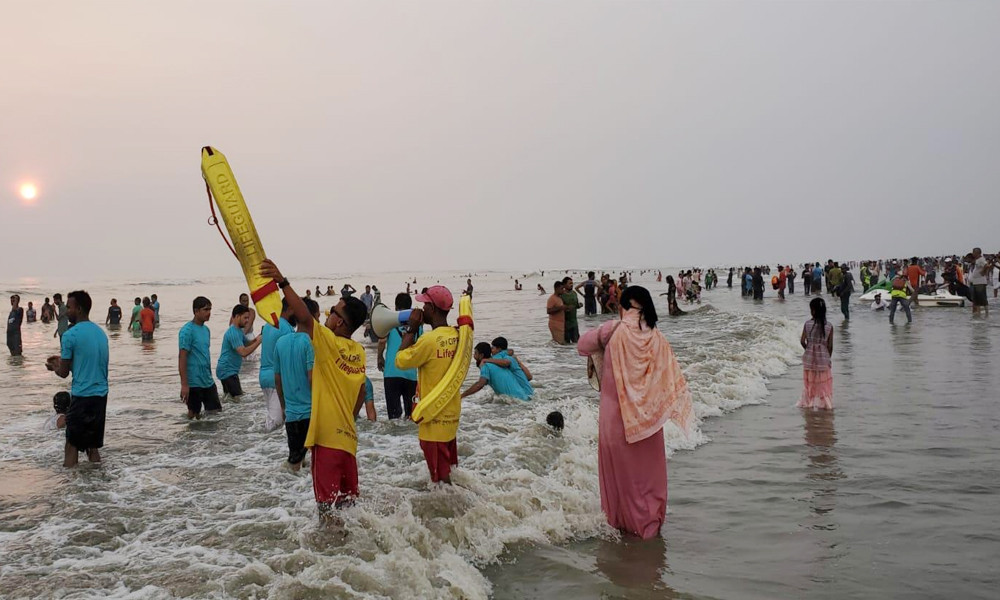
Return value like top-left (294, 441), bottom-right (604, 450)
top-left (141, 332), bottom-right (154, 342)
top-left (972, 284), bottom-right (989, 307)
top-left (285, 418), bottom-right (310, 465)
top-left (6, 331), bottom-right (22, 355)
top-left (187, 384), bottom-right (221, 414)
top-left (220, 375), bottom-right (243, 397)
top-left (66, 395), bottom-right (107, 451)
top-left (565, 324), bottom-right (580, 344)
top-left (384, 377), bottom-right (417, 420)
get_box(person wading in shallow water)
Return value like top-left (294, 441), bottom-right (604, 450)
top-left (798, 297), bottom-right (834, 410)
top-left (262, 259), bottom-right (369, 517)
top-left (395, 285), bottom-right (462, 485)
top-left (578, 285), bottom-right (693, 539)
top-left (46, 291), bottom-right (110, 467)
top-left (546, 281), bottom-right (566, 344)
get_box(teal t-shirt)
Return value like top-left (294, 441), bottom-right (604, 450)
top-left (178, 321), bottom-right (213, 388)
top-left (60, 321), bottom-right (109, 397)
top-left (383, 325), bottom-right (421, 381)
top-left (259, 317), bottom-right (294, 389)
top-left (479, 362), bottom-right (531, 400)
top-left (494, 350), bottom-right (534, 399)
top-left (273, 331), bottom-right (314, 422)
top-left (365, 377), bottom-right (374, 402)
top-left (216, 325), bottom-right (248, 380)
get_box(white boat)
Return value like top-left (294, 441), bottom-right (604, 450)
top-left (858, 285), bottom-right (966, 307)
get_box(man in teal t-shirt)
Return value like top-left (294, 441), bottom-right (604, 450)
top-left (259, 299), bottom-right (296, 432)
top-left (274, 296), bottom-right (318, 471)
top-left (461, 343), bottom-right (533, 401)
top-left (487, 337), bottom-right (533, 399)
top-left (376, 292), bottom-right (422, 420)
top-left (46, 291), bottom-right (109, 467)
top-left (216, 304), bottom-right (261, 399)
top-left (179, 296), bottom-right (219, 419)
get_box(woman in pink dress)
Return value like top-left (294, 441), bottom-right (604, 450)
top-left (578, 286), bottom-right (694, 539)
top-left (798, 297), bottom-right (834, 410)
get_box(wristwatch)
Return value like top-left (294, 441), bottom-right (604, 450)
top-left (278, 278), bottom-right (290, 289)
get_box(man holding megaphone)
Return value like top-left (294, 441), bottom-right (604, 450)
top-left (375, 293), bottom-right (422, 420)
top-left (394, 286), bottom-right (461, 485)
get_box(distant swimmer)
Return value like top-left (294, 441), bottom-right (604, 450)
top-left (151, 294), bottom-right (160, 328)
top-left (128, 297), bottom-right (142, 337)
top-left (560, 276), bottom-right (582, 343)
top-left (215, 304), bottom-right (262, 400)
top-left (40, 297), bottom-right (54, 324)
top-left (395, 286), bottom-right (461, 485)
top-left (576, 272), bottom-right (598, 316)
top-left (105, 298), bottom-right (122, 328)
top-left (360, 286), bottom-right (374, 314)
top-left (178, 296), bottom-right (221, 419)
top-left (26, 301), bottom-right (36, 323)
top-left (341, 284), bottom-right (356, 299)
top-left (315, 286), bottom-right (323, 297)
top-left (275, 296), bottom-right (318, 471)
top-left (139, 297), bottom-right (156, 341)
top-left (514, 279), bottom-right (522, 291)
top-left (46, 291), bottom-right (109, 467)
top-left (546, 281), bottom-right (566, 344)
top-left (465, 279), bottom-right (474, 298)
top-left (461, 342), bottom-right (533, 401)
top-left (260, 298), bottom-right (296, 432)
top-left (261, 259), bottom-right (369, 516)
top-left (53, 293), bottom-right (70, 339)
top-left (537, 284), bottom-right (545, 295)
top-left (7, 295), bottom-right (24, 356)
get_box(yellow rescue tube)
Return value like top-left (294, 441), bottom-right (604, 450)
top-left (200, 146), bottom-right (282, 327)
top-left (411, 294), bottom-right (474, 424)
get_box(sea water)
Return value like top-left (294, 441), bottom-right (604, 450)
top-left (0, 271), bottom-right (995, 599)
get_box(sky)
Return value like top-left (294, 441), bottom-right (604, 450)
top-left (2, 1), bottom-right (998, 279)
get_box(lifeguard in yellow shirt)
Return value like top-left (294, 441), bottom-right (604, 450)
top-left (260, 259), bottom-right (370, 516)
top-left (395, 286), bottom-right (461, 484)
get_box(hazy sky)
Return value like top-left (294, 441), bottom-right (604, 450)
top-left (2, 1), bottom-right (998, 279)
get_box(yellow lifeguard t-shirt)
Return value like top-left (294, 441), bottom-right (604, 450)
top-left (395, 325), bottom-right (460, 442)
top-left (304, 322), bottom-right (366, 455)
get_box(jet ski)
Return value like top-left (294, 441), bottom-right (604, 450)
top-left (858, 281), bottom-right (966, 307)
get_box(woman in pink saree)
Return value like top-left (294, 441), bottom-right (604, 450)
top-left (578, 285), bottom-right (694, 539)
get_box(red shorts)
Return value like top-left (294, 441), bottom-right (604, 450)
top-left (311, 445), bottom-right (358, 507)
top-left (419, 438), bottom-right (458, 483)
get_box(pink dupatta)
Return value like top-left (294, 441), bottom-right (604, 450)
top-left (608, 309), bottom-right (694, 443)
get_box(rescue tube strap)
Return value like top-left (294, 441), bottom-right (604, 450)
top-left (251, 280), bottom-right (279, 304)
top-left (204, 179), bottom-right (238, 259)
top-left (457, 315), bottom-right (474, 330)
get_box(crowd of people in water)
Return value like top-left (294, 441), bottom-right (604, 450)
top-left (6, 247), bottom-right (996, 537)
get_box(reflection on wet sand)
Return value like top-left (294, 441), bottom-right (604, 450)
top-left (803, 409), bottom-right (843, 521)
top-left (594, 535), bottom-right (672, 593)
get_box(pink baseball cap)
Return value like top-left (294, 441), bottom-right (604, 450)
top-left (415, 285), bottom-right (454, 311)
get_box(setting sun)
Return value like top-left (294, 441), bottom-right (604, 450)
top-left (19, 182), bottom-right (38, 203)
